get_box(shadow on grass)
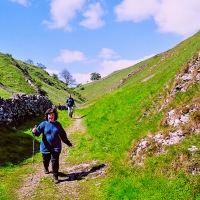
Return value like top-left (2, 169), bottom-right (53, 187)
top-left (0, 118), bottom-right (42, 167)
top-left (58, 164), bottom-right (105, 182)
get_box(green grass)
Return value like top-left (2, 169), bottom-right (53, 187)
top-left (0, 88), bottom-right (11, 98)
top-left (0, 110), bottom-right (71, 199)
top-left (0, 116), bottom-right (42, 166)
top-left (67, 31), bottom-right (200, 199)
top-left (103, 134), bottom-right (200, 200)
top-left (76, 31), bottom-right (200, 102)
top-left (0, 31), bottom-right (199, 199)
top-left (0, 109), bottom-right (70, 166)
top-left (0, 53), bottom-right (85, 105)
top-left (0, 55), bottom-right (35, 94)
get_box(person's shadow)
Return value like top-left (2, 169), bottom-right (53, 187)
top-left (58, 164), bottom-right (105, 182)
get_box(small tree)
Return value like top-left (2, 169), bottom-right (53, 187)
top-left (76, 84), bottom-right (82, 87)
top-left (37, 63), bottom-right (47, 69)
top-left (52, 73), bottom-right (58, 79)
top-left (25, 59), bottom-right (34, 65)
top-left (90, 72), bottom-right (101, 81)
top-left (60, 68), bottom-right (76, 86)
top-left (6, 54), bottom-right (12, 58)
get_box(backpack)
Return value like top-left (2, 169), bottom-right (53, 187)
top-left (67, 98), bottom-right (74, 107)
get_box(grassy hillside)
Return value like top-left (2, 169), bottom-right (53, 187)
top-left (76, 31), bottom-right (200, 102)
top-left (0, 31), bottom-right (199, 199)
top-left (0, 53), bottom-right (85, 105)
top-left (0, 53), bottom-right (35, 95)
top-left (71, 31), bottom-right (200, 199)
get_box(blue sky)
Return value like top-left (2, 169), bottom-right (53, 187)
top-left (1, 0), bottom-right (200, 84)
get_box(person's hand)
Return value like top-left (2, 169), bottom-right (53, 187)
top-left (32, 125), bottom-right (37, 133)
top-left (68, 142), bottom-right (73, 147)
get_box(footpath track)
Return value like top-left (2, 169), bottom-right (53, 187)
top-left (17, 115), bottom-right (107, 200)
top-left (17, 115), bottom-right (85, 200)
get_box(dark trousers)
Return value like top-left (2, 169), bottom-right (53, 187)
top-left (42, 152), bottom-right (60, 178)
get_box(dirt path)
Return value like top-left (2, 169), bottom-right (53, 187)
top-left (17, 115), bottom-right (107, 200)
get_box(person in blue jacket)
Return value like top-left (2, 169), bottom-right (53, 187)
top-left (32, 107), bottom-right (72, 184)
top-left (66, 94), bottom-right (75, 118)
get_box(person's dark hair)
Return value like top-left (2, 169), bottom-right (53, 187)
top-left (45, 108), bottom-right (58, 121)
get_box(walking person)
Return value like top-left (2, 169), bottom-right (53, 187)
top-left (32, 108), bottom-right (72, 184)
top-left (66, 94), bottom-right (75, 118)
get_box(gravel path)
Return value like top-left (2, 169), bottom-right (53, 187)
top-left (17, 115), bottom-right (107, 200)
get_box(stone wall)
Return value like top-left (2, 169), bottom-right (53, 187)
top-left (0, 94), bottom-right (52, 126)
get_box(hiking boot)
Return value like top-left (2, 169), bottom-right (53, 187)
top-left (54, 179), bottom-right (59, 184)
top-left (53, 175), bottom-right (59, 184)
top-left (44, 169), bottom-right (49, 174)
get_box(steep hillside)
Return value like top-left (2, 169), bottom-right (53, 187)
top-left (0, 53), bottom-right (35, 96)
top-left (74, 32), bottom-right (200, 199)
top-left (0, 53), bottom-right (85, 105)
top-left (76, 31), bottom-right (200, 102)
top-left (0, 32), bottom-right (199, 200)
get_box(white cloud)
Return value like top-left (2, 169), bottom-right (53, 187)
top-left (9, 0), bottom-right (31, 6)
top-left (72, 73), bottom-right (91, 84)
top-left (80, 2), bottom-right (105, 29)
top-left (98, 48), bottom-right (117, 60)
top-left (43, 0), bottom-right (85, 31)
top-left (115, 0), bottom-right (200, 36)
top-left (99, 55), bottom-right (153, 77)
top-left (53, 49), bottom-right (86, 63)
top-left (155, 0), bottom-right (200, 36)
top-left (64, 55), bottom-right (154, 85)
top-left (115, 0), bottom-right (158, 22)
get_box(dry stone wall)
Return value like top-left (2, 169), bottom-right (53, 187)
top-left (0, 94), bottom-right (52, 126)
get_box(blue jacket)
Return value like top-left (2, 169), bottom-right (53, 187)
top-left (66, 97), bottom-right (74, 107)
top-left (34, 121), bottom-right (72, 154)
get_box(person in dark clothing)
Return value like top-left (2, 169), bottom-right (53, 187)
top-left (32, 108), bottom-right (72, 184)
top-left (66, 94), bottom-right (75, 118)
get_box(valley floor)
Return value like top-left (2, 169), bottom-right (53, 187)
top-left (17, 115), bottom-right (107, 200)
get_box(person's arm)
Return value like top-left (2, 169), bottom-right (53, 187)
top-left (58, 123), bottom-right (72, 146)
top-left (32, 122), bottom-right (44, 136)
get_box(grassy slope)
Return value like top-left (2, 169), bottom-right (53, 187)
top-left (0, 54), bottom-right (81, 105)
top-left (0, 32), bottom-right (199, 199)
top-left (76, 31), bottom-right (200, 102)
top-left (23, 64), bottom-right (70, 105)
top-left (0, 53), bottom-right (35, 94)
top-left (0, 110), bottom-right (71, 200)
top-left (75, 53), bottom-right (162, 101)
top-left (0, 88), bottom-right (12, 98)
top-left (75, 64), bottom-right (139, 101)
top-left (71, 31), bottom-right (200, 199)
